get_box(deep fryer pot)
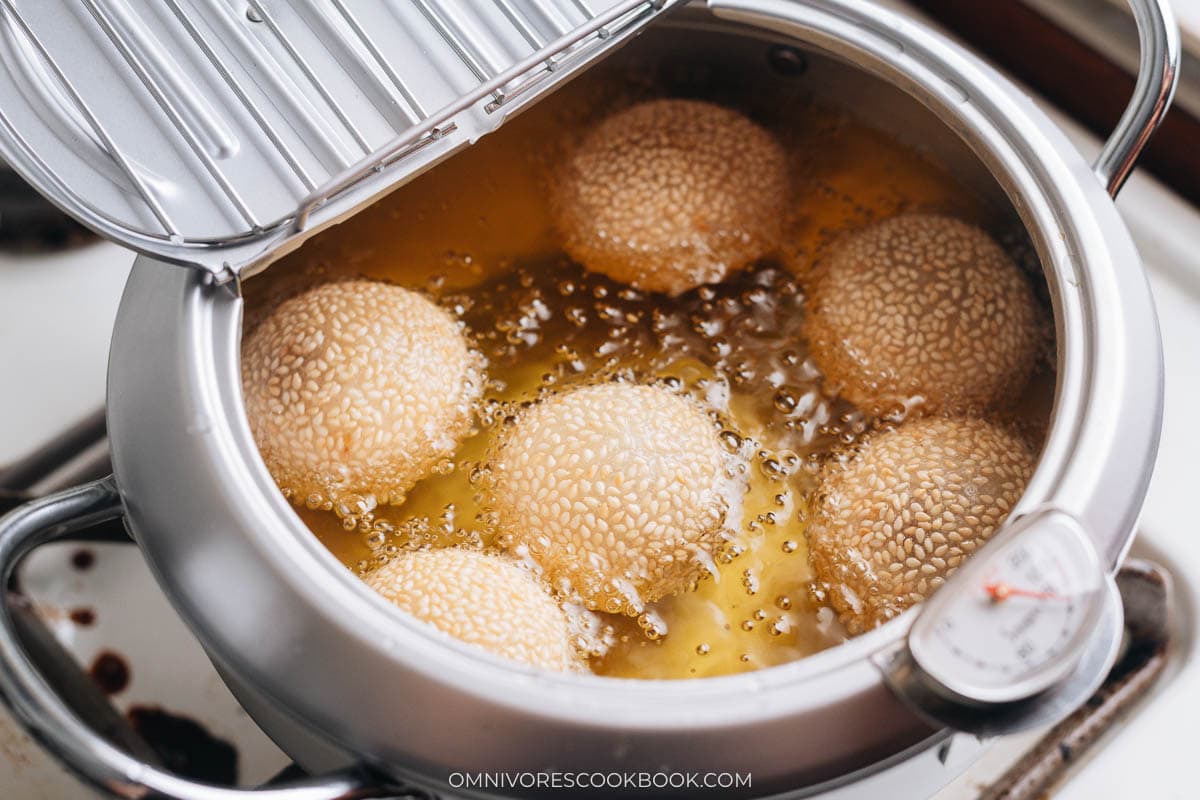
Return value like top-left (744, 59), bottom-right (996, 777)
top-left (0, 1), bottom-right (1179, 798)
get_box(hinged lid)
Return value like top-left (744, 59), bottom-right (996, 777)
top-left (0, 0), bottom-right (681, 280)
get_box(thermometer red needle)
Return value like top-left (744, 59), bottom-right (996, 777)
top-left (984, 581), bottom-right (1062, 602)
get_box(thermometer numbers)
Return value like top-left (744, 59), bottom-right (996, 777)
top-left (929, 587), bottom-right (1078, 684)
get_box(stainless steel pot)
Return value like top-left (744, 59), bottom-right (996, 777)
top-left (0, 1), bottom-right (1179, 798)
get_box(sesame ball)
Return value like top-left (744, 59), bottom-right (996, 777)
top-left (241, 280), bottom-right (482, 509)
top-left (804, 214), bottom-right (1041, 415)
top-left (808, 416), bottom-right (1036, 634)
top-left (486, 383), bottom-right (741, 613)
top-left (552, 99), bottom-right (790, 296)
top-left (365, 548), bottom-right (580, 671)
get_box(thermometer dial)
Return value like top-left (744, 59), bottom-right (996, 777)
top-left (907, 509), bottom-right (1109, 706)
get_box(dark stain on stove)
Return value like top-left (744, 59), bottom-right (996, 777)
top-left (88, 650), bottom-right (129, 695)
top-left (69, 607), bottom-right (96, 626)
top-left (70, 548), bottom-right (96, 571)
top-left (127, 705), bottom-right (239, 786)
top-left (69, 609), bottom-right (97, 628)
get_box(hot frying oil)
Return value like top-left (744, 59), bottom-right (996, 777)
top-left (245, 68), bottom-right (1047, 679)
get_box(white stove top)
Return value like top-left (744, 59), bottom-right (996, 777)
top-left (1, 2), bottom-right (1198, 797)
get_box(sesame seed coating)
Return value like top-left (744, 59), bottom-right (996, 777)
top-left (241, 280), bottom-right (483, 508)
top-left (486, 383), bottom-right (741, 613)
top-left (804, 214), bottom-right (1041, 414)
top-left (552, 99), bottom-right (790, 296)
top-left (809, 416), bottom-right (1035, 634)
top-left (365, 548), bottom-right (580, 671)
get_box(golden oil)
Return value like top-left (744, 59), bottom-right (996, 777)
top-left (246, 66), bottom-right (1049, 680)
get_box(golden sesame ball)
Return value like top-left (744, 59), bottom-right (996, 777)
top-left (552, 99), bottom-right (790, 296)
top-left (486, 383), bottom-right (740, 613)
top-left (241, 280), bottom-right (482, 509)
top-left (804, 214), bottom-right (1041, 415)
top-left (365, 548), bottom-right (580, 671)
top-left (809, 416), bottom-right (1036, 634)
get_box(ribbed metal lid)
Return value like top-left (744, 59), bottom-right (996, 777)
top-left (0, 0), bottom-right (681, 279)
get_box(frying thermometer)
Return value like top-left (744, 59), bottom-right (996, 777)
top-left (878, 509), bottom-right (1126, 736)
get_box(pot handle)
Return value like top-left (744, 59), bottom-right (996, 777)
top-left (0, 477), bottom-right (413, 800)
top-left (1094, 0), bottom-right (1180, 197)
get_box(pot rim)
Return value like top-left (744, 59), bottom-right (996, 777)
top-left (106, 0), bottom-right (1163, 788)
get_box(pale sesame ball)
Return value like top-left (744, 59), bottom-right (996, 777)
top-left (804, 214), bottom-right (1041, 414)
top-left (552, 99), bottom-right (790, 296)
top-left (241, 280), bottom-right (482, 508)
top-left (809, 416), bottom-right (1035, 634)
top-left (487, 383), bottom-right (740, 613)
top-left (365, 548), bottom-right (580, 671)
